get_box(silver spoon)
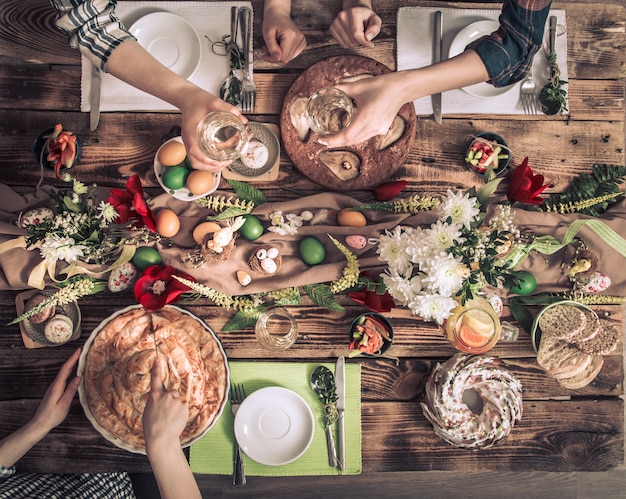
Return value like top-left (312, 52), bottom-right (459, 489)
top-left (219, 6), bottom-right (241, 105)
top-left (310, 366), bottom-right (338, 467)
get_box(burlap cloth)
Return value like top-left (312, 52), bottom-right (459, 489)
top-left (1, 183), bottom-right (625, 299)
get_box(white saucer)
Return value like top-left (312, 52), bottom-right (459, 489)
top-left (154, 136), bottom-right (221, 201)
top-left (130, 12), bottom-right (201, 79)
top-left (448, 20), bottom-right (515, 98)
top-left (234, 387), bottom-right (314, 466)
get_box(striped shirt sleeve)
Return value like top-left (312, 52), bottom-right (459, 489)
top-left (469, 0), bottom-right (552, 87)
top-left (50, 0), bottom-right (136, 71)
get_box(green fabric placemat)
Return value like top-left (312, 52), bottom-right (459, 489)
top-left (190, 361), bottom-right (361, 476)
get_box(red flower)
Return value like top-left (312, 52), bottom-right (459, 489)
top-left (348, 289), bottom-right (396, 313)
top-left (507, 157), bottom-right (551, 204)
top-left (373, 180), bottom-right (408, 201)
top-left (134, 265), bottom-right (195, 311)
top-left (46, 123), bottom-right (77, 179)
top-left (107, 174), bottom-right (157, 231)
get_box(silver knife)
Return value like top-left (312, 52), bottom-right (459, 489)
top-left (335, 356), bottom-right (346, 471)
top-left (90, 63), bottom-right (101, 131)
top-left (432, 10), bottom-right (443, 124)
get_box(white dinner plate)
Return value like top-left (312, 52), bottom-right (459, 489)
top-left (234, 387), bottom-right (315, 466)
top-left (448, 20), bottom-right (515, 98)
top-left (154, 136), bottom-right (221, 201)
top-left (129, 12), bottom-right (201, 79)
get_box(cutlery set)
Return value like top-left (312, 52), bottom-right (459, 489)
top-left (230, 356), bottom-right (347, 487)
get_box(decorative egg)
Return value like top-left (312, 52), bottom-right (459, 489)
top-left (132, 247), bottom-right (162, 271)
top-left (580, 272), bottom-right (611, 293)
top-left (300, 210), bottom-right (313, 221)
top-left (192, 221), bottom-right (222, 244)
top-left (256, 248), bottom-right (267, 260)
top-left (107, 262), bottom-right (138, 293)
top-left (240, 214), bottom-right (264, 241)
top-left (266, 247), bottom-right (279, 259)
top-left (18, 207), bottom-right (54, 229)
top-left (299, 236), bottom-right (325, 265)
top-left (486, 294), bottom-right (504, 317)
top-left (186, 170), bottom-right (217, 195)
top-left (337, 208), bottom-right (367, 227)
top-left (260, 258), bottom-right (278, 274)
top-left (155, 209), bottom-right (181, 237)
top-left (345, 234), bottom-right (367, 249)
top-left (236, 270), bottom-right (252, 286)
top-left (509, 270), bottom-right (537, 295)
top-left (157, 140), bottom-right (187, 166)
top-left (162, 166), bottom-right (189, 190)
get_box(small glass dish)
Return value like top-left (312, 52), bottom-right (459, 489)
top-left (465, 132), bottom-right (510, 176)
top-left (348, 312), bottom-right (394, 358)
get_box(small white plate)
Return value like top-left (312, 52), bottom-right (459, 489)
top-left (448, 20), bottom-right (515, 98)
top-left (130, 12), bottom-right (201, 79)
top-left (234, 387), bottom-right (315, 466)
top-left (154, 136), bottom-right (221, 201)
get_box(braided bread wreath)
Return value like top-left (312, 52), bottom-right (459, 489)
top-left (77, 305), bottom-right (229, 453)
top-left (420, 354), bottom-right (523, 449)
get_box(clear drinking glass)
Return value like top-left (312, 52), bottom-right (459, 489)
top-left (255, 307), bottom-right (298, 351)
top-left (196, 111), bottom-right (249, 161)
top-left (305, 87), bottom-right (354, 136)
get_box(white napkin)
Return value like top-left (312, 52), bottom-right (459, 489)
top-left (81, 1), bottom-right (252, 112)
top-left (397, 7), bottom-right (568, 116)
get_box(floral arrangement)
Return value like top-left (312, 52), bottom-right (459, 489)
top-left (37, 124), bottom-right (78, 179)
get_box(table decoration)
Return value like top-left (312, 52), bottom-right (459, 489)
top-left (190, 361), bottom-right (361, 476)
top-left (32, 124), bottom-right (79, 179)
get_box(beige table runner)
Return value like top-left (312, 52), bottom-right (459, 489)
top-left (80, 1), bottom-right (252, 112)
top-left (397, 7), bottom-right (568, 116)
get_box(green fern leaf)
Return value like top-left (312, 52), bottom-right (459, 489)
top-left (207, 206), bottom-right (250, 221)
top-left (227, 179), bottom-right (267, 206)
top-left (222, 307), bottom-right (266, 332)
top-left (303, 283), bottom-right (345, 311)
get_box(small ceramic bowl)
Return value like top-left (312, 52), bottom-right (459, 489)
top-left (348, 312), bottom-right (394, 358)
top-left (23, 289), bottom-right (81, 347)
top-left (465, 132), bottom-right (510, 176)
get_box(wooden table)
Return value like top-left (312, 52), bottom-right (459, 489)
top-left (0, 0), bottom-right (624, 491)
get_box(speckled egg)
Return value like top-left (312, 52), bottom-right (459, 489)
top-left (18, 207), bottom-right (54, 229)
top-left (345, 234), bottom-right (367, 249)
top-left (108, 262), bottom-right (138, 292)
top-left (486, 294), bottom-right (504, 317)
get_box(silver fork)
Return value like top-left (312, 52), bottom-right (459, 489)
top-left (230, 383), bottom-right (246, 487)
top-left (238, 7), bottom-right (256, 113)
top-left (520, 74), bottom-right (538, 114)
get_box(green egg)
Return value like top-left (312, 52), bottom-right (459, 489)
top-left (240, 214), bottom-right (264, 241)
top-left (509, 270), bottom-right (537, 295)
top-left (132, 246), bottom-right (162, 271)
top-left (162, 166), bottom-right (189, 190)
top-left (299, 236), bottom-right (326, 265)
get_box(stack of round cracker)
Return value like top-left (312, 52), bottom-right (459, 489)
top-left (536, 303), bottom-right (620, 389)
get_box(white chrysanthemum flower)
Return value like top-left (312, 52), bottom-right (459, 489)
top-left (409, 221), bottom-right (464, 262)
top-left (377, 225), bottom-right (413, 275)
top-left (40, 234), bottom-right (87, 264)
top-left (383, 269), bottom-right (423, 306)
top-left (440, 189), bottom-right (480, 230)
top-left (421, 252), bottom-right (465, 297)
top-left (97, 201), bottom-right (118, 224)
top-left (72, 180), bottom-right (88, 195)
top-left (408, 293), bottom-right (457, 324)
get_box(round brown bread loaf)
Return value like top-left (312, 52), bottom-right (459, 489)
top-left (538, 304), bottom-right (586, 340)
top-left (537, 334), bottom-right (593, 379)
top-left (557, 354), bottom-right (604, 390)
top-left (575, 320), bottom-right (620, 355)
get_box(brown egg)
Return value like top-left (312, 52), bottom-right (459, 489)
top-left (157, 140), bottom-right (187, 167)
top-left (186, 170), bottom-right (218, 195)
top-left (155, 209), bottom-right (181, 237)
top-left (337, 208), bottom-right (367, 227)
top-left (192, 221), bottom-right (222, 244)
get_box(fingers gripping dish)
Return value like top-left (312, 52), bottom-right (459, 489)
top-left (80, 305), bottom-right (228, 453)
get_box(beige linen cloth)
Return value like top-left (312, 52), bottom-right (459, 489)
top-left (1, 184), bottom-right (626, 300)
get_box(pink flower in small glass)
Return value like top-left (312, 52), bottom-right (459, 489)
top-left (134, 265), bottom-right (195, 311)
top-left (46, 123), bottom-right (77, 179)
top-left (507, 157), bottom-right (551, 205)
top-left (373, 180), bottom-right (408, 201)
top-left (107, 174), bottom-right (157, 232)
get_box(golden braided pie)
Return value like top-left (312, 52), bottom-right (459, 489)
top-left (78, 305), bottom-right (229, 453)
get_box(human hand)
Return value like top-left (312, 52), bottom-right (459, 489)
top-left (30, 348), bottom-right (81, 435)
top-left (330, 3), bottom-right (382, 48)
top-left (178, 86), bottom-right (248, 172)
top-left (262, 2), bottom-right (307, 63)
top-left (318, 73), bottom-right (407, 147)
top-left (143, 357), bottom-right (189, 452)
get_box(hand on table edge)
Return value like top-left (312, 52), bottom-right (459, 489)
top-left (262, 0), bottom-right (307, 63)
top-left (0, 348), bottom-right (81, 469)
top-left (330, 0), bottom-right (382, 48)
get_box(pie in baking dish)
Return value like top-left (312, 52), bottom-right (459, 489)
top-left (82, 306), bottom-right (228, 451)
